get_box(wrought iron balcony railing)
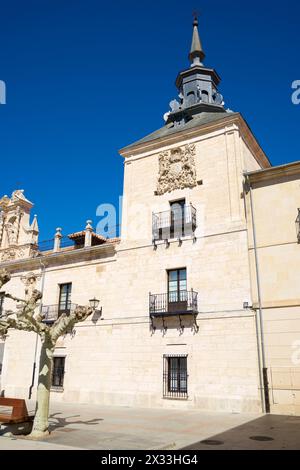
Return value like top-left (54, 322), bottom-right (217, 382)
top-left (149, 290), bottom-right (198, 317)
top-left (41, 303), bottom-right (78, 323)
top-left (152, 205), bottom-right (196, 241)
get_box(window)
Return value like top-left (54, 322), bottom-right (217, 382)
top-left (52, 357), bottom-right (65, 388)
top-left (168, 269), bottom-right (187, 312)
top-left (152, 201), bottom-right (196, 242)
top-left (170, 199), bottom-right (185, 238)
top-left (201, 90), bottom-right (209, 103)
top-left (58, 283), bottom-right (72, 315)
top-left (186, 91), bottom-right (195, 106)
top-left (163, 355), bottom-right (188, 399)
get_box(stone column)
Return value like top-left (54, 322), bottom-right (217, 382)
top-left (53, 227), bottom-right (62, 252)
top-left (84, 220), bottom-right (93, 248)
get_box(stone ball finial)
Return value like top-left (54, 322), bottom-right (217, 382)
top-left (55, 227), bottom-right (62, 238)
top-left (86, 220), bottom-right (93, 230)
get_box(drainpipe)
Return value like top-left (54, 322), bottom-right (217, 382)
top-left (28, 258), bottom-right (46, 399)
top-left (246, 175), bottom-right (270, 413)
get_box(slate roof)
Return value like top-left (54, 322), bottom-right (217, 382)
top-left (122, 111), bottom-right (239, 152)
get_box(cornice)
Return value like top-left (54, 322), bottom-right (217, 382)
top-left (0, 242), bottom-right (118, 272)
top-left (246, 160), bottom-right (300, 184)
top-left (119, 113), bottom-right (271, 170)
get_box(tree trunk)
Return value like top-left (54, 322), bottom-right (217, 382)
top-left (30, 336), bottom-right (54, 437)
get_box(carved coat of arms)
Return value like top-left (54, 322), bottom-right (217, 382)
top-left (156, 144), bottom-right (197, 195)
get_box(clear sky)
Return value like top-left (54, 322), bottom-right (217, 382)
top-left (0, 0), bottom-right (299, 240)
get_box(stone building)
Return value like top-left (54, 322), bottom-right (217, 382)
top-left (0, 19), bottom-right (299, 414)
top-left (245, 163), bottom-right (300, 415)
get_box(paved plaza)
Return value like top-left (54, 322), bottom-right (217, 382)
top-left (1, 401), bottom-right (300, 450)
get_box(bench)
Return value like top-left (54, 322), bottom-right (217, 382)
top-left (0, 397), bottom-right (34, 424)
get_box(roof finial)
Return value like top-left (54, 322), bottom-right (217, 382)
top-left (189, 12), bottom-right (205, 67)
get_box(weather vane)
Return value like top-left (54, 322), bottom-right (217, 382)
top-left (193, 10), bottom-right (200, 21)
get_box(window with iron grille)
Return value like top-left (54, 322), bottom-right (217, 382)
top-left (52, 356), bottom-right (65, 388)
top-left (163, 355), bottom-right (188, 399)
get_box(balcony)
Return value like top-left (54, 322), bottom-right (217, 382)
top-left (149, 290), bottom-right (198, 316)
top-left (41, 303), bottom-right (78, 323)
top-left (152, 205), bottom-right (196, 242)
top-left (149, 290), bottom-right (198, 333)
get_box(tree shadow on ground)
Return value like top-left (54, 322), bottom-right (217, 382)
top-left (48, 412), bottom-right (103, 432)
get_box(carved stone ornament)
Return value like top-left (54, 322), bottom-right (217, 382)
top-left (1, 246), bottom-right (25, 262)
top-left (156, 144), bottom-right (197, 195)
top-left (21, 272), bottom-right (41, 299)
top-left (1, 248), bottom-right (17, 261)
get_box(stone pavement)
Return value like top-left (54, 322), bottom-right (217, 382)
top-left (0, 401), bottom-right (300, 450)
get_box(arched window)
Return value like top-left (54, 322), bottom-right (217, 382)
top-left (186, 91), bottom-right (195, 106)
top-left (201, 90), bottom-right (209, 103)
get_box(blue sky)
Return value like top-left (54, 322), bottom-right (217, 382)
top-left (0, 0), bottom-right (299, 240)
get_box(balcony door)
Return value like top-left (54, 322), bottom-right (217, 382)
top-left (59, 283), bottom-right (72, 316)
top-left (170, 199), bottom-right (185, 238)
top-left (168, 269), bottom-right (187, 313)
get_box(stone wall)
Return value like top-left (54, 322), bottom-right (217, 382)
top-left (0, 120), bottom-right (266, 413)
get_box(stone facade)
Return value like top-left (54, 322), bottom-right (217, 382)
top-left (0, 113), bottom-right (271, 414)
top-left (245, 164), bottom-right (300, 415)
top-left (1, 19), bottom-right (298, 416)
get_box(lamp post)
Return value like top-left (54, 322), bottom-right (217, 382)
top-left (89, 297), bottom-right (102, 324)
top-left (89, 297), bottom-right (100, 310)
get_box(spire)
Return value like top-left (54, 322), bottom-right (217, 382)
top-left (30, 214), bottom-right (39, 233)
top-left (189, 15), bottom-right (205, 66)
top-left (162, 14), bottom-right (225, 128)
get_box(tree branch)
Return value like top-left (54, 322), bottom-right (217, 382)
top-left (0, 277), bottom-right (45, 336)
top-left (5, 293), bottom-right (26, 304)
top-left (50, 306), bottom-right (93, 342)
top-left (0, 316), bottom-right (38, 337)
top-left (0, 268), bottom-right (93, 346)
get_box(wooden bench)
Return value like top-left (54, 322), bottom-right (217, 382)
top-left (0, 397), bottom-right (34, 424)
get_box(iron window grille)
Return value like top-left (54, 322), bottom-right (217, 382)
top-left (52, 356), bottom-right (65, 388)
top-left (163, 355), bottom-right (188, 399)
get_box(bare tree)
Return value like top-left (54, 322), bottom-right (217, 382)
top-left (0, 269), bottom-right (94, 438)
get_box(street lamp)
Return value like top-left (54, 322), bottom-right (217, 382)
top-left (89, 297), bottom-right (100, 310)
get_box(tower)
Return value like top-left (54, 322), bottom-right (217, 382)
top-left (119, 16), bottom-right (270, 311)
top-left (0, 190), bottom-right (39, 261)
top-left (167, 16), bottom-right (225, 127)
